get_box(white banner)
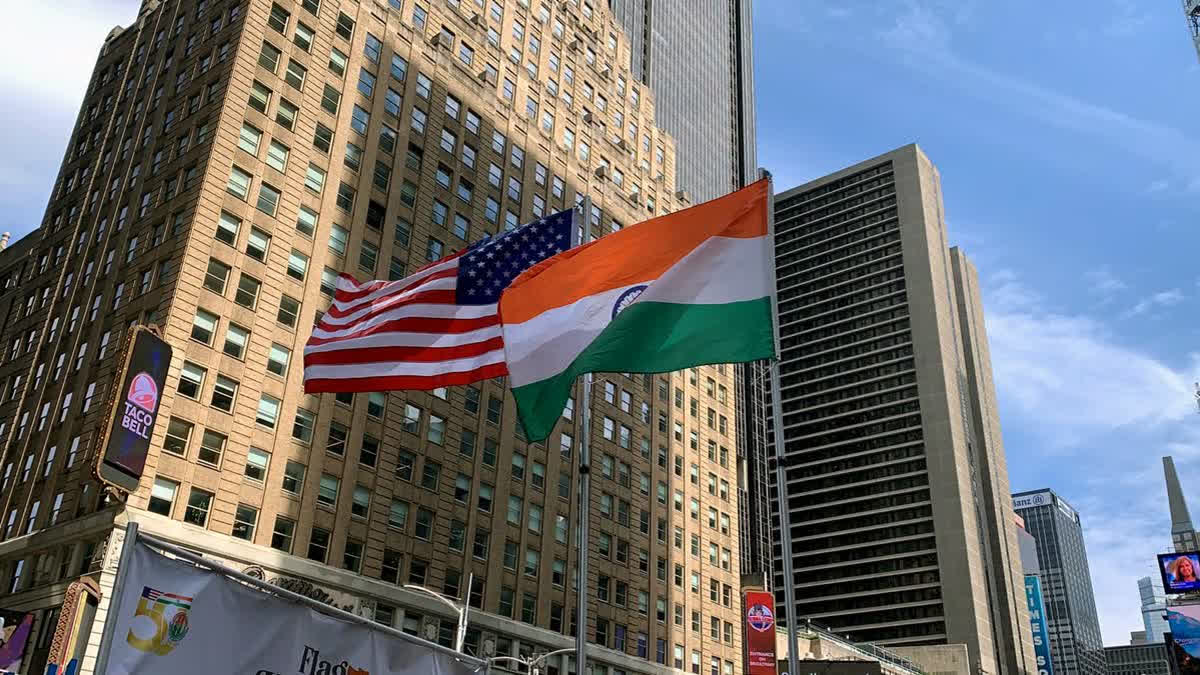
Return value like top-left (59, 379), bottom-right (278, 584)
top-left (103, 543), bottom-right (478, 675)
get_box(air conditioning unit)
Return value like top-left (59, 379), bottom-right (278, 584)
top-left (568, 38), bottom-right (581, 51)
top-left (628, 190), bottom-right (640, 203)
top-left (616, 137), bottom-right (629, 152)
top-left (654, 171), bottom-right (665, 182)
top-left (595, 165), bottom-right (609, 179)
top-left (560, 141), bottom-right (572, 152)
top-left (600, 66), bottom-right (611, 79)
top-left (582, 111), bottom-right (595, 124)
top-left (429, 33), bottom-right (442, 47)
top-left (471, 12), bottom-right (485, 26)
top-left (675, 189), bottom-right (690, 204)
top-left (478, 69), bottom-right (491, 82)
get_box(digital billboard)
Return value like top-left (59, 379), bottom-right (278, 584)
top-left (1159, 552), bottom-right (1200, 594)
top-left (96, 327), bottom-right (172, 492)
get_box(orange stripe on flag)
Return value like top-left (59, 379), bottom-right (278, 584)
top-left (500, 180), bottom-right (769, 324)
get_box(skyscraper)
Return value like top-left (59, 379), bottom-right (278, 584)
top-left (1013, 490), bottom-right (1106, 675)
top-left (0, 1), bottom-right (746, 673)
top-left (767, 144), bottom-right (1035, 675)
top-left (607, 0), bottom-right (756, 202)
top-left (1138, 576), bottom-right (1170, 643)
top-left (605, 0), bottom-right (767, 581)
top-left (1163, 456), bottom-right (1197, 552)
top-left (1182, 0), bottom-right (1200, 63)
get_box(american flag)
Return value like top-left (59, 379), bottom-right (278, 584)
top-left (303, 209), bottom-right (575, 393)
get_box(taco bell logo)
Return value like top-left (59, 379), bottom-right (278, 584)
top-left (121, 373), bottom-right (159, 440)
top-left (128, 373), bottom-right (159, 412)
top-left (746, 604), bottom-right (774, 632)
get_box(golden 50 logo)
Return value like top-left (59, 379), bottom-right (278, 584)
top-left (126, 586), bottom-right (193, 655)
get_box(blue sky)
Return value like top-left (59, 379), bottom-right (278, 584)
top-left (2, 0), bottom-right (1196, 648)
top-left (755, 0), bottom-right (1200, 645)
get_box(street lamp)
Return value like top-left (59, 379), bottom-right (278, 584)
top-left (404, 573), bottom-right (472, 654)
top-left (490, 647), bottom-right (576, 675)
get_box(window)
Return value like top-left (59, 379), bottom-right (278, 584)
top-left (183, 488), bottom-right (214, 526)
top-left (178, 362), bottom-right (207, 399)
top-left (234, 273), bottom-right (261, 309)
top-left (328, 47), bottom-right (348, 76)
top-left (238, 123), bottom-right (262, 154)
top-left (210, 375), bottom-right (238, 412)
top-left (224, 323), bottom-right (249, 359)
top-left (415, 507), bottom-right (434, 539)
top-left (278, 295), bottom-right (300, 327)
top-left (294, 22), bottom-right (314, 51)
top-left (389, 500), bottom-right (410, 529)
top-left (351, 485), bottom-right (370, 518)
top-left (259, 41), bottom-right (281, 72)
top-left (271, 517), bottom-right (295, 552)
top-left (336, 11), bottom-right (355, 40)
top-left (256, 393), bottom-right (280, 428)
top-left (266, 140), bottom-right (289, 172)
top-left (317, 473), bottom-right (339, 506)
top-left (148, 478), bottom-right (178, 516)
top-left (191, 309), bottom-right (218, 344)
top-left (226, 166), bottom-right (251, 199)
top-left (358, 68), bottom-right (376, 97)
top-left (281, 460), bottom-right (306, 494)
top-left (313, 123), bottom-right (333, 152)
top-left (421, 460), bottom-right (441, 490)
top-left (249, 80), bottom-right (271, 112)
top-left (267, 343), bottom-right (290, 376)
top-left (284, 59), bottom-right (307, 89)
top-left (307, 527), bottom-right (330, 562)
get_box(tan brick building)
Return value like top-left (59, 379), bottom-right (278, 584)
top-left (0, 1), bottom-right (744, 673)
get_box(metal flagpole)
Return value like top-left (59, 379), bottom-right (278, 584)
top-left (761, 170), bottom-right (802, 675)
top-left (93, 520), bottom-right (139, 675)
top-left (574, 196), bottom-right (593, 675)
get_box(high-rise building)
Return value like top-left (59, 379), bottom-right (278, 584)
top-left (766, 144), bottom-right (1035, 675)
top-left (1139, 576), bottom-right (1170, 643)
top-left (0, 1), bottom-right (746, 674)
top-left (1163, 456), bottom-right (1197, 552)
top-left (1182, 0), bottom-right (1200, 63)
top-left (607, 0), bottom-right (756, 203)
top-left (604, 0), bottom-right (766, 582)
top-left (1104, 643), bottom-right (1170, 675)
top-left (1013, 490), bottom-right (1105, 675)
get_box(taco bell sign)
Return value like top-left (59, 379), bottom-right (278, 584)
top-left (744, 591), bottom-right (777, 675)
top-left (100, 329), bottom-right (172, 487)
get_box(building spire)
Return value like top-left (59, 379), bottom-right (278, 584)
top-left (1164, 456), bottom-right (1198, 551)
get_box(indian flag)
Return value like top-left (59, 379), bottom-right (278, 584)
top-left (499, 180), bottom-right (776, 441)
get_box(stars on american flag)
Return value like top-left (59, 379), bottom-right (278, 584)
top-left (456, 209), bottom-right (575, 305)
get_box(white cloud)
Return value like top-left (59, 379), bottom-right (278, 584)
top-left (1123, 288), bottom-right (1186, 318)
top-left (0, 2), bottom-right (133, 109)
top-left (981, 269), bottom-right (1200, 642)
top-left (1085, 267), bottom-right (1128, 297)
top-left (874, 3), bottom-right (1200, 183)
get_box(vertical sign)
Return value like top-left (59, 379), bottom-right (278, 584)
top-left (96, 327), bottom-right (172, 492)
top-left (744, 591), bottom-right (777, 675)
top-left (1025, 575), bottom-right (1054, 675)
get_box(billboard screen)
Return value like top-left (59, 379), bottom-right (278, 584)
top-left (99, 328), bottom-right (172, 485)
top-left (0, 609), bottom-right (34, 670)
top-left (744, 591), bottom-right (777, 675)
top-left (1025, 575), bottom-right (1054, 675)
top-left (1159, 552), bottom-right (1200, 594)
top-left (1169, 631), bottom-right (1200, 675)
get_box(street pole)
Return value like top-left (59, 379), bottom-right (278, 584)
top-left (403, 583), bottom-right (467, 653)
top-left (459, 572), bottom-right (473, 653)
top-left (574, 196), bottom-right (593, 675)
top-left (93, 520), bottom-right (139, 675)
top-left (761, 170), bottom-right (802, 675)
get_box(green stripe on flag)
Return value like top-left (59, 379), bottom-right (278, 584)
top-left (512, 297), bottom-right (775, 441)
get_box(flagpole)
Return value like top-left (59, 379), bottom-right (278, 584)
top-left (575, 197), bottom-right (593, 675)
top-left (761, 170), bottom-right (802, 675)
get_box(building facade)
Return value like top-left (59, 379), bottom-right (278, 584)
top-left (0, 1), bottom-right (746, 674)
top-left (1141, 576), bottom-right (1170, 644)
top-left (603, 0), bottom-right (763, 580)
top-left (606, 0), bottom-right (755, 204)
top-left (1013, 490), bottom-right (1105, 675)
top-left (1105, 643), bottom-right (1170, 675)
top-left (766, 144), bottom-right (1035, 675)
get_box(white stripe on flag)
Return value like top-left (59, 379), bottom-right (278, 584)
top-left (303, 350), bottom-right (505, 379)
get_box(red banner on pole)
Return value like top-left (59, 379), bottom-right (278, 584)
top-left (744, 591), bottom-right (778, 675)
